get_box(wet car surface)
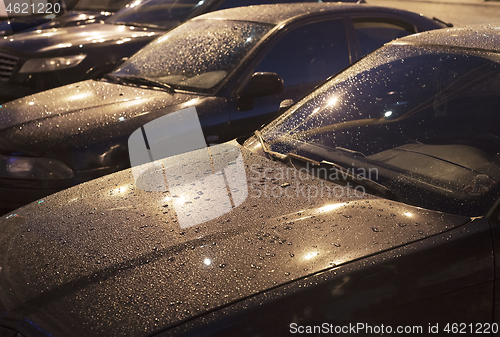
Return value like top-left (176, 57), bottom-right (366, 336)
top-left (0, 0), bottom-right (132, 36)
top-left (0, 3), bottom-right (445, 213)
top-left (0, 24), bottom-right (499, 337)
top-left (0, 0), bottom-right (368, 103)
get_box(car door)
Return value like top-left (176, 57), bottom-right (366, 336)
top-left (227, 17), bottom-right (352, 138)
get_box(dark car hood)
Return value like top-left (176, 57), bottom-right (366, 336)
top-left (0, 22), bottom-right (162, 54)
top-left (0, 80), bottom-right (204, 156)
top-left (0, 142), bottom-right (471, 336)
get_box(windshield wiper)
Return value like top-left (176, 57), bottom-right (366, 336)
top-left (254, 130), bottom-right (399, 200)
top-left (254, 130), bottom-right (320, 166)
top-left (335, 147), bottom-right (366, 157)
top-left (113, 75), bottom-right (175, 93)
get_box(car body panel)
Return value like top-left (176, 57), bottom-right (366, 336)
top-left (167, 217), bottom-right (493, 336)
top-left (0, 3), bottom-right (445, 103)
top-left (0, 10), bottom-right (115, 36)
top-left (0, 143), bottom-right (472, 336)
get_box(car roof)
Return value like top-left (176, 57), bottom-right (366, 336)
top-left (391, 24), bottom-right (500, 53)
top-left (193, 2), bottom-right (424, 25)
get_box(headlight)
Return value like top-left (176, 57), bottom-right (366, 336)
top-left (19, 55), bottom-right (86, 73)
top-left (0, 155), bottom-right (74, 180)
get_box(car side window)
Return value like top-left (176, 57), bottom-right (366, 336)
top-left (354, 20), bottom-right (414, 57)
top-left (254, 19), bottom-right (350, 88)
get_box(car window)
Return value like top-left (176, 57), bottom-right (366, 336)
top-left (353, 20), bottom-right (413, 56)
top-left (112, 19), bottom-right (272, 91)
top-left (254, 19), bottom-right (350, 88)
top-left (253, 45), bottom-right (500, 216)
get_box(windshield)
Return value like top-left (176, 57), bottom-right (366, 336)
top-left (112, 19), bottom-right (272, 92)
top-left (106, 0), bottom-right (208, 28)
top-left (248, 44), bottom-right (500, 216)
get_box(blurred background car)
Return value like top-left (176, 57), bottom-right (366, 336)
top-left (0, 3), bottom-right (446, 214)
top-left (0, 23), bottom-right (499, 337)
top-left (0, 0), bottom-right (369, 103)
top-left (0, 0), bottom-right (131, 36)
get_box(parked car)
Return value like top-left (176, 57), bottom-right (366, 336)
top-left (0, 0), bottom-right (371, 103)
top-left (0, 3), bottom-right (446, 213)
top-left (0, 23), bottom-right (499, 337)
top-left (0, 0), bottom-right (130, 36)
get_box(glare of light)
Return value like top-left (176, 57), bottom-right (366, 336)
top-left (118, 117), bottom-right (126, 122)
top-left (57, 43), bottom-right (72, 48)
top-left (67, 92), bottom-right (91, 101)
top-left (384, 111), bottom-right (393, 118)
top-left (293, 215), bottom-right (313, 221)
top-left (163, 196), bottom-right (172, 202)
top-left (311, 107), bottom-right (320, 115)
top-left (28, 102), bottom-right (35, 105)
top-left (318, 202), bottom-right (347, 213)
top-left (404, 212), bottom-right (413, 217)
top-left (157, 35), bottom-right (169, 43)
top-left (113, 185), bottom-right (128, 194)
top-left (327, 96), bottom-right (338, 107)
top-left (36, 29), bottom-right (42, 34)
top-left (196, 0), bottom-right (205, 5)
top-left (129, 0), bottom-right (141, 7)
top-left (203, 258), bottom-right (211, 266)
top-left (304, 252), bottom-right (318, 260)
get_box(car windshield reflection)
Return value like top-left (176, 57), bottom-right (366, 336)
top-left (249, 45), bottom-right (500, 216)
top-left (111, 19), bottom-right (272, 92)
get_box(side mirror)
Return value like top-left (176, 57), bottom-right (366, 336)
top-left (238, 72), bottom-right (284, 111)
top-left (279, 99), bottom-right (294, 114)
top-left (243, 72), bottom-right (284, 98)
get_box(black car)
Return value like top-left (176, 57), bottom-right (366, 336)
top-left (0, 0), bottom-right (131, 36)
top-left (0, 0), bottom-right (370, 103)
top-left (0, 3), bottom-right (445, 213)
top-left (0, 23), bottom-right (499, 337)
